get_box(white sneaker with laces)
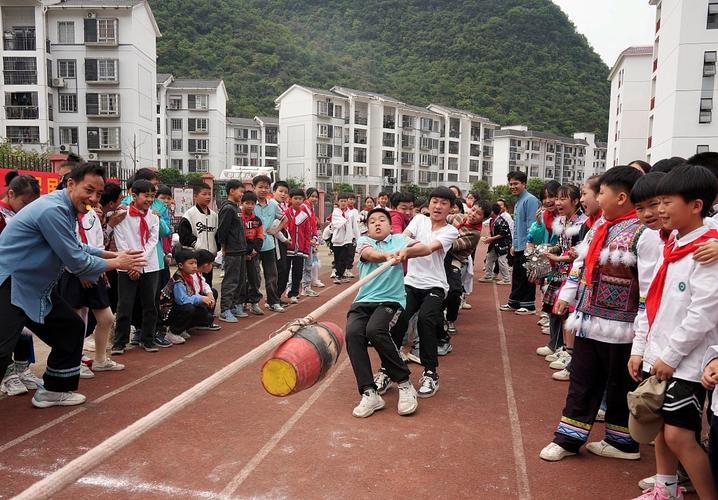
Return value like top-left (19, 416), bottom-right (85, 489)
top-left (345, 271), bottom-right (354, 279)
top-left (32, 387), bottom-right (86, 408)
top-left (303, 288), bottom-right (319, 297)
top-left (536, 346), bottom-right (554, 356)
top-left (1, 374), bottom-right (29, 396)
top-left (352, 389), bottom-right (385, 418)
top-left (92, 358), bottom-right (125, 372)
top-left (539, 442), bottom-right (576, 461)
top-left (83, 336), bottom-right (96, 352)
top-left (585, 440), bottom-right (640, 460)
top-left (549, 353), bottom-right (571, 370)
top-left (79, 363), bottom-right (95, 379)
top-left (545, 347), bottom-right (565, 362)
top-left (417, 371), bottom-right (439, 398)
top-left (313, 280), bottom-right (326, 288)
top-left (165, 332), bottom-right (186, 345)
top-left (289, 296), bottom-right (298, 304)
top-left (461, 301), bottom-right (472, 310)
top-left (397, 381), bottom-right (418, 415)
top-left (552, 368), bottom-right (570, 381)
top-left (17, 368), bottom-right (43, 390)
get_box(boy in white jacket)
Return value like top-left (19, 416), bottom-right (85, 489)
top-left (330, 193), bottom-right (353, 284)
top-left (112, 179), bottom-right (161, 354)
top-left (630, 164), bottom-right (718, 500)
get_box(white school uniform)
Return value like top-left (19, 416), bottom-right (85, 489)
top-left (630, 228), bottom-right (665, 357)
top-left (403, 215), bottom-right (459, 293)
top-left (113, 209), bottom-right (160, 273)
top-left (330, 208), bottom-right (352, 246)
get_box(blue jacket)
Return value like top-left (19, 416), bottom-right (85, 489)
top-left (0, 190), bottom-right (107, 323)
top-left (513, 190), bottom-right (541, 252)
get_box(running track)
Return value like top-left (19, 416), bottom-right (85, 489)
top-left (0, 253), bottom-right (665, 499)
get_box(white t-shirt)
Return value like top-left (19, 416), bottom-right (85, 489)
top-left (404, 215), bottom-right (459, 293)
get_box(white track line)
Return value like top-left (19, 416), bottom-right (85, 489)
top-left (492, 284), bottom-right (532, 500)
top-left (219, 358), bottom-right (350, 498)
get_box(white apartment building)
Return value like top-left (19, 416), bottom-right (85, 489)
top-left (645, 0), bottom-right (718, 161)
top-left (1, 0), bottom-right (160, 172)
top-left (225, 115), bottom-right (278, 170)
top-left (606, 46), bottom-right (653, 167)
top-left (156, 74), bottom-right (227, 176)
top-left (275, 83), bottom-right (497, 196)
top-left (493, 126), bottom-right (606, 187)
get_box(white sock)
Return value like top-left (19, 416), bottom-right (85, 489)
top-left (656, 474), bottom-right (678, 496)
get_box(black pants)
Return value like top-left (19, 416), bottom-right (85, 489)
top-left (390, 286), bottom-right (445, 373)
top-left (508, 251), bottom-right (535, 310)
top-left (332, 244), bottom-right (351, 279)
top-left (202, 269), bottom-right (213, 289)
top-left (547, 313), bottom-right (565, 351)
top-left (0, 279), bottom-right (85, 392)
top-left (114, 271), bottom-right (159, 348)
top-left (276, 241), bottom-right (289, 296)
top-left (444, 263), bottom-right (463, 323)
top-left (286, 255), bottom-right (305, 298)
top-left (344, 243), bottom-right (356, 272)
top-left (553, 336), bottom-right (638, 453)
top-left (259, 249), bottom-right (280, 306)
top-left (241, 256), bottom-right (262, 304)
top-left (167, 303), bottom-right (213, 335)
top-left (346, 302), bottom-right (409, 394)
top-left (221, 254), bottom-right (247, 312)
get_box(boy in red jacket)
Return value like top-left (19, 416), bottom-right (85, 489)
top-left (283, 188), bottom-right (312, 303)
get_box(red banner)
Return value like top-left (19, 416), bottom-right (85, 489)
top-left (0, 168), bottom-right (60, 195)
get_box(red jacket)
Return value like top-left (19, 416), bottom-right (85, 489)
top-left (302, 200), bottom-right (318, 237)
top-left (284, 206), bottom-right (312, 255)
top-left (390, 209), bottom-right (410, 234)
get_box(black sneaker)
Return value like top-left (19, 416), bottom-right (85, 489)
top-left (142, 342), bottom-right (159, 352)
top-left (417, 370), bottom-right (439, 398)
top-left (110, 345), bottom-right (125, 356)
top-left (373, 368), bottom-right (392, 395)
top-left (129, 330), bottom-right (141, 346)
top-left (153, 335), bottom-right (172, 348)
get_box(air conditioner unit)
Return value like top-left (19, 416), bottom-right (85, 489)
top-left (87, 12), bottom-right (97, 19)
top-left (51, 78), bottom-right (65, 88)
top-left (87, 152), bottom-right (96, 160)
top-left (386, 176), bottom-right (396, 185)
top-left (59, 144), bottom-right (68, 152)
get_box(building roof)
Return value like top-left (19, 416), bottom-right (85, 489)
top-left (255, 116), bottom-right (278, 125)
top-left (595, 141), bottom-right (608, 148)
top-left (607, 45), bottom-right (653, 80)
top-left (227, 117), bottom-right (258, 127)
top-left (494, 127), bottom-right (588, 146)
top-left (428, 104), bottom-right (497, 125)
top-left (168, 79), bottom-right (223, 90)
top-left (274, 84), bottom-right (345, 103)
top-left (399, 103), bottom-right (443, 117)
top-left (156, 73), bottom-right (173, 84)
top-left (331, 86), bottom-right (404, 104)
top-left (45, 0), bottom-right (161, 36)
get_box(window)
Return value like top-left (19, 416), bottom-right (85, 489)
top-left (448, 173), bottom-right (458, 182)
top-left (354, 148), bottom-right (367, 163)
top-left (171, 118), bottom-right (182, 131)
top-left (705, 51), bottom-right (717, 77)
top-left (401, 152), bottom-right (415, 165)
top-left (188, 118), bottom-right (208, 132)
top-left (157, 138), bottom-right (161, 155)
top-left (316, 143), bottom-right (330, 158)
top-left (59, 94), bottom-right (77, 113)
top-left (235, 157), bottom-right (248, 166)
top-left (156, 117), bottom-right (161, 134)
top-left (85, 58), bottom-right (118, 83)
top-left (317, 101), bottom-right (329, 116)
top-left (48, 127), bottom-right (55, 146)
top-left (171, 139), bottom-right (182, 151)
top-left (402, 115), bottom-right (415, 128)
top-left (188, 139), bottom-right (208, 153)
top-left (700, 98), bottom-right (713, 123)
top-left (187, 94), bottom-right (208, 110)
top-left (58, 21), bottom-right (75, 44)
top-left (470, 160), bottom-right (480, 172)
top-left (59, 127), bottom-right (78, 145)
top-left (235, 128), bottom-right (248, 140)
top-left (84, 18), bottom-right (118, 44)
top-left (57, 60), bottom-right (76, 78)
top-left (697, 145), bottom-right (710, 154)
top-left (709, 1), bottom-right (718, 29)
top-left (334, 105), bottom-right (343, 119)
top-left (250, 129), bottom-right (258, 140)
top-left (3, 57), bottom-right (37, 85)
top-left (171, 159), bottom-right (183, 170)
top-left (6, 126), bottom-right (40, 144)
top-left (86, 93), bottom-right (119, 116)
top-left (87, 127), bottom-right (120, 150)
top-left (420, 117), bottom-right (434, 131)
top-left (188, 159), bottom-right (209, 172)
top-left (250, 144), bottom-right (258, 154)
top-left (168, 95), bottom-right (182, 109)
top-left (318, 124), bottom-right (330, 138)
top-left (235, 144), bottom-right (249, 155)
top-left (265, 145), bottom-right (278, 157)
top-left (448, 141), bottom-right (459, 154)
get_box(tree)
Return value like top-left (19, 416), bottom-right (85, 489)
top-left (526, 178), bottom-right (545, 199)
top-left (492, 185), bottom-right (516, 208)
top-left (470, 180), bottom-right (492, 201)
top-left (186, 173), bottom-right (204, 186)
top-left (157, 168), bottom-right (186, 186)
top-left (0, 141), bottom-right (49, 170)
top-left (333, 182), bottom-right (353, 194)
top-left (285, 177), bottom-right (303, 189)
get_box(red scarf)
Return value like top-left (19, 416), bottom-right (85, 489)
top-left (181, 272), bottom-right (196, 295)
top-left (646, 229), bottom-right (718, 328)
top-left (543, 209), bottom-right (555, 236)
top-left (582, 210), bottom-right (638, 287)
top-left (77, 213), bottom-right (89, 244)
top-left (457, 216), bottom-right (483, 232)
top-left (586, 210), bottom-right (603, 230)
top-left (128, 204), bottom-right (150, 247)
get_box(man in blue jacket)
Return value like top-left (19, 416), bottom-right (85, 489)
top-left (0, 163), bottom-right (145, 408)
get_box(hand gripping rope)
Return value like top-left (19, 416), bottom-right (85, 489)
top-left (13, 260), bottom-right (395, 500)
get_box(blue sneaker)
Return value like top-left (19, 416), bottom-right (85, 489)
top-left (219, 310), bottom-right (238, 323)
top-left (231, 305), bottom-right (249, 318)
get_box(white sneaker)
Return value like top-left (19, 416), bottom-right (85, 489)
top-left (397, 381), bottom-right (418, 415)
top-left (289, 296), bottom-right (298, 304)
top-left (585, 440), bottom-right (640, 460)
top-left (541, 326), bottom-right (550, 335)
top-left (92, 358), bottom-right (125, 372)
top-left (552, 368), bottom-right (570, 381)
top-left (536, 346), bottom-right (554, 357)
top-left (596, 408), bottom-right (606, 422)
top-left (17, 368), bottom-right (43, 390)
top-left (352, 389), bottom-right (385, 418)
top-left (345, 271), bottom-right (354, 279)
top-left (165, 332), bottom-right (186, 345)
top-left (549, 353), bottom-right (571, 370)
top-left (545, 347), bottom-right (565, 362)
top-left (83, 336), bottom-right (96, 352)
top-left (1, 374), bottom-right (29, 396)
top-left (539, 442), bottom-right (576, 462)
top-left (330, 270), bottom-right (337, 279)
top-left (417, 371), bottom-right (439, 398)
top-left (79, 364), bottom-right (95, 379)
top-left (313, 280), bottom-right (326, 288)
top-left (461, 301), bottom-right (473, 310)
top-left (32, 387), bottom-right (86, 408)
top-left (303, 288), bottom-right (319, 297)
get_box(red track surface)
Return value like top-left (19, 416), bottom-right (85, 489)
top-left (0, 259), bottom-right (677, 499)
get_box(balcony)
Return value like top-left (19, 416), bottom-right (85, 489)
top-left (354, 114), bottom-right (368, 126)
top-left (449, 129), bottom-right (460, 139)
top-left (266, 134), bottom-right (278, 144)
top-left (382, 155), bottom-right (395, 165)
top-left (383, 117), bottom-right (395, 129)
top-left (5, 105), bottom-right (39, 120)
top-left (383, 137), bottom-right (395, 147)
top-left (400, 171), bottom-right (413, 183)
top-left (6, 126), bottom-right (39, 144)
top-left (3, 71), bottom-right (36, 85)
top-left (3, 29), bottom-right (36, 51)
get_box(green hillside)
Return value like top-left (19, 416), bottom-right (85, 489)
top-left (149, 0), bottom-right (610, 139)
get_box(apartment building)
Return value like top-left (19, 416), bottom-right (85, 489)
top-left (275, 83), bottom-right (497, 196)
top-left (606, 46), bottom-right (653, 166)
top-left (493, 126), bottom-right (606, 187)
top-left (1, 0), bottom-right (160, 173)
top-left (225, 115), bottom-right (279, 170)
top-left (156, 75), bottom-right (227, 176)
top-left (645, 0), bottom-right (718, 161)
